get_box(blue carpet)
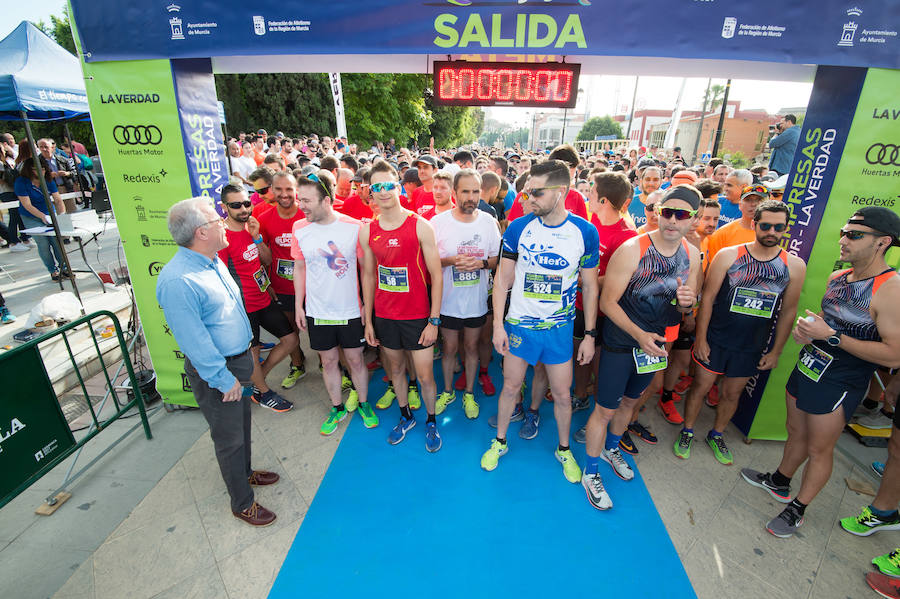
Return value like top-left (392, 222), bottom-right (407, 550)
top-left (269, 358), bottom-right (695, 598)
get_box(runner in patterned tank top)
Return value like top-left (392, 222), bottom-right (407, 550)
top-left (582, 185), bottom-right (702, 510)
top-left (742, 207), bottom-right (900, 539)
top-left (676, 201), bottom-right (806, 466)
top-left (360, 159), bottom-right (445, 453)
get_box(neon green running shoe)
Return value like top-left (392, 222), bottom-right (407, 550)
top-left (408, 385), bottom-right (421, 410)
top-left (341, 375), bottom-right (353, 391)
top-left (673, 430), bottom-right (693, 460)
top-left (436, 391), bottom-right (456, 415)
top-left (357, 401), bottom-right (379, 429)
top-left (706, 434), bottom-right (733, 466)
top-left (281, 364), bottom-right (306, 389)
top-left (873, 549), bottom-right (900, 577)
top-left (463, 392), bottom-right (479, 419)
top-left (320, 406), bottom-right (347, 435)
top-left (841, 506), bottom-right (900, 536)
top-left (555, 448), bottom-right (581, 483)
top-left (480, 439), bottom-right (508, 471)
top-left (375, 385), bottom-right (396, 410)
top-left (345, 389), bottom-right (359, 413)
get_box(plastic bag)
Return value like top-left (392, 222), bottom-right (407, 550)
top-left (26, 292), bottom-right (83, 327)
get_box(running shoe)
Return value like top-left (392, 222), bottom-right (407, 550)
top-left (555, 448), bottom-right (581, 483)
top-left (582, 471), bottom-right (613, 510)
top-left (841, 506), bottom-right (900, 537)
top-left (320, 406), bottom-right (347, 435)
top-left (252, 390), bottom-right (293, 413)
top-left (259, 341), bottom-right (275, 351)
top-left (706, 384), bottom-right (719, 408)
top-left (866, 571), bottom-right (900, 598)
top-left (408, 385), bottom-right (421, 410)
top-left (574, 424), bottom-right (587, 444)
top-left (619, 431), bottom-right (639, 455)
top-left (766, 504), bottom-right (803, 538)
top-left (454, 372), bottom-right (466, 391)
top-left (673, 430), bottom-right (693, 460)
top-left (387, 415), bottom-right (416, 445)
top-left (572, 395), bottom-right (591, 412)
top-left (479, 371), bottom-right (496, 395)
top-left (874, 461), bottom-right (887, 478)
top-left (488, 404), bottom-right (524, 428)
top-left (628, 421), bottom-right (658, 444)
top-left (425, 421), bottom-right (442, 452)
top-left (345, 389), bottom-right (359, 413)
top-left (740, 468), bottom-right (792, 503)
top-left (341, 375), bottom-right (353, 391)
top-left (706, 434), bottom-right (733, 465)
top-left (857, 410), bottom-right (894, 430)
top-left (480, 439), bottom-right (508, 471)
top-left (873, 549), bottom-right (900, 579)
top-left (674, 375), bottom-right (693, 394)
top-left (8, 243), bottom-right (30, 253)
top-left (658, 398), bottom-right (684, 424)
top-left (0, 307), bottom-right (15, 325)
top-left (462, 392), bottom-right (479, 419)
top-left (435, 391), bottom-right (456, 415)
top-left (519, 410), bottom-right (540, 440)
top-left (281, 364), bottom-right (306, 389)
top-left (375, 386), bottom-right (396, 409)
top-left (660, 389), bottom-right (683, 403)
top-left (601, 447), bottom-right (634, 481)
top-left (357, 401), bottom-right (379, 429)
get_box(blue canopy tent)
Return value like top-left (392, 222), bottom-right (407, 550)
top-left (0, 21), bottom-right (93, 302)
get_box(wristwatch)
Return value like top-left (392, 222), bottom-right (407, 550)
top-left (482, 259), bottom-right (490, 270)
top-left (584, 328), bottom-right (598, 338)
top-left (826, 332), bottom-right (842, 347)
top-left (428, 317), bottom-right (441, 327)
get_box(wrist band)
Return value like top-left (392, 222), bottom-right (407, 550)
top-left (253, 236), bottom-right (263, 245)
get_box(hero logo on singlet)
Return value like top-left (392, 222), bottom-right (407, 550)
top-left (243, 244), bottom-right (259, 262)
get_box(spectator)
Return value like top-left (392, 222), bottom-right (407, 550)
top-left (768, 114), bottom-right (800, 176)
top-left (14, 157), bottom-right (68, 281)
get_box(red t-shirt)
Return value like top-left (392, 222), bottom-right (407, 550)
top-left (369, 213), bottom-right (430, 320)
top-left (253, 201), bottom-right (275, 219)
top-left (218, 228), bottom-right (272, 313)
top-left (257, 206), bottom-right (304, 295)
top-left (412, 187), bottom-right (435, 218)
top-left (507, 188), bottom-right (588, 222)
top-left (575, 216), bottom-right (638, 311)
top-left (421, 202), bottom-right (454, 221)
top-left (338, 194), bottom-right (374, 222)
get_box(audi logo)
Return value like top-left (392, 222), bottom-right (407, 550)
top-left (866, 143), bottom-right (900, 166)
top-left (113, 125), bottom-right (162, 145)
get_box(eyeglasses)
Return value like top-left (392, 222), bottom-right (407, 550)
top-left (770, 190), bottom-right (784, 198)
top-left (657, 206), bottom-right (697, 220)
top-left (226, 201), bottom-right (252, 210)
top-left (521, 185), bottom-right (565, 202)
top-left (644, 203), bottom-right (656, 212)
top-left (840, 228), bottom-right (882, 241)
top-left (370, 181), bottom-right (400, 193)
top-left (757, 222), bottom-right (786, 232)
top-left (199, 218), bottom-right (223, 229)
top-left (253, 186), bottom-right (271, 196)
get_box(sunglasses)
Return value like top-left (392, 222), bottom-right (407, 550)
top-left (226, 200), bottom-right (252, 210)
top-left (840, 228), bottom-right (882, 240)
top-left (521, 185), bottom-right (565, 202)
top-left (370, 181), bottom-right (400, 193)
top-left (253, 186), bottom-right (271, 196)
top-left (757, 222), bottom-right (786, 232)
top-left (306, 172), bottom-right (333, 198)
top-left (644, 203), bottom-right (656, 212)
top-left (656, 206), bottom-right (697, 220)
top-left (770, 191), bottom-right (784, 198)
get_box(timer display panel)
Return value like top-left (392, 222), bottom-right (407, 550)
top-left (433, 61), bottom-right (580, 108)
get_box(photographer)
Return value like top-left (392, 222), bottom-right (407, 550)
top-left (768, 114), bottom-right (800, 177)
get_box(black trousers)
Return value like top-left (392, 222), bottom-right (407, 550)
top-left (184, 349), bottom-right (256, 513)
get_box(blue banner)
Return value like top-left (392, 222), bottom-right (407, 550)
top-left (70, 1), bottom-right (899, 69)
top-left (171, 58), bottom-right (227, 214)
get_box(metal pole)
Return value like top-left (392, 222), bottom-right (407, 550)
top-left (561, 108), bottom-right (567, 145)
top-left (62, 122), bottom-right (88, 207)
top-left (21, 113), bottom-right (83, 305)
top-left (711, 79), bottom-right (732, 159)
top-left (625, 76), bottom-right (639, 143)
top-left (690, 78), bottom-right (712, 165)
top-left (222, 122), bottom-right (233, 180)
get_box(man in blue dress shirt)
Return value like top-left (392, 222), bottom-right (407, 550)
top-left (156, 198), bottom-right (279, 527)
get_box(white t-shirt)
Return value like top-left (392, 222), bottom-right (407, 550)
top-left (232, 155), bottom-right (256, 191)
top-left (290, 214), bottom-right (364, 320)
top-left (432, 210), bottom-right (501, 319)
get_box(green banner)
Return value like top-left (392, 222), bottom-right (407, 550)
top-left (750, 67), bottom-right (900, 439)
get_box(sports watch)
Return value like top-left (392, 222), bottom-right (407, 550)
top-left (826, 333), bottom-right (842, 347)
top-left (428, 317), bottom-right (441, 327)
top-left (584, 329), bottom-right (598, 338)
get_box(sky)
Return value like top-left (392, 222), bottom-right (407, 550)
top-left (3, 0), bottom-right (67, 39)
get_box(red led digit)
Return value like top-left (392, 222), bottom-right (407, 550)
top-left (534, 70), bottom-right (551, 101)
top-left (476, 69), bottom-right (492, 100)
top-left (438, 69), bottom-right (455, 99)
top-left (495, 69), bottom-right (514, 101)
top-left (553, 71), bottom-right (572, 103)
top-left (513, 70), bottom-right (532, 101)
top-left (458, 68), bottom-right (475, 100)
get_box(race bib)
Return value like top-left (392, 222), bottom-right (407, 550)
top-left (452, 267), bottom-right (480, 287)
top-left (314, 318), bottom-right (348, 326)
top-left (523, 272), bottom-right (562, 301)
top-left (633, 348), bottom-right (668, 375)
top-left (253, 268), bottom-right (270, 292)
top-left (797, 344), bottom-right (833, 382)
top-left (378, 265), bottom-right (409, 292)
top-left (276, 258), bottom-right (294, 280)
top-left (730, 287), bottom-right (778, 318)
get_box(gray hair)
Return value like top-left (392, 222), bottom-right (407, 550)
top-left (167, 197), bottom-right (213, 247)
top-left (731, 168), bottom-right (753, 186)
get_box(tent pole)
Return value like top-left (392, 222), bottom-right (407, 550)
top-left (63, 121), bottom-right (89, 208)
top-left (21, 112), bottom-right (84, 309)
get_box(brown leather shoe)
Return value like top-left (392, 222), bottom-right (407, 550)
top-left (248, 470), bottom-right (280, 486)
top-left (233, 502), bottom-right (276, 527)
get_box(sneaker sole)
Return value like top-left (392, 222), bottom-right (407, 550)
top-left (481, 450), bottom-right (507, 471)
top-left (842, 522), bottom-right (900, 537)
top-left (740, 471), bottom-right (792, 503)
top-left (519, 426), bottom-right (539, 440)
top-left (629, 430), bottom-right (658, 445)
top-left (555, 454), bottom-right (581, 484)
top-left (873, 563), bottom-right (900, 579)
top-left (618, 443), bottom-right (638, 455)
top-left (601, 453), bottom-right (634, 481)
top-left (582, 481), bottom-right (612, 511)
top-left (251, 397), bottom-right (294, 413)
top-left (426, 437), bottom-right (442, 453)
top-left (766, 519), bottom-right (802, 538)
top-left (388, 421), bottom-right (416, 445)
top-left (281, 371), bottom-right (306, 388)
top-left (706, 440), bottom-right (733, 466)
top-left (361, 418), bottom-right (379, 429)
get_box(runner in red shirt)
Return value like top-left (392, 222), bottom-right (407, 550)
top-left (420, 171), bottom-right (455, 221)
top-left (218, 185), bottom-right (297, 413)
top-left (411, 154), bottom-right (438, 217)
top-left (338, 167), bottom-right (375, 223)
top-left (257, 171), bottom-right (308, 389)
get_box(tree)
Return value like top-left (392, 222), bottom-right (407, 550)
top-left (420, 95), bottom-right (479, 148)
top-left (342, 74), bottom-right (432, 147)
top-left (703, 84), bottom-right (727, 113)
top-left (35, 7), bottom-right (76, 55)
top-left (576, 116), bottom-right (623, 141)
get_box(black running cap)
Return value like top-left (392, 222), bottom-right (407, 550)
top-left (661, 185), bottom-right (702, 210)
top-left (850, 206), bottom-right (900, 246)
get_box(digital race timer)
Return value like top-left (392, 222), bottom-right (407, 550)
top-left (432, 61), bottom-right (580, 109)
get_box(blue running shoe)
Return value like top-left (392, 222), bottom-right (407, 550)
top-left (874, 461), bottom-right (886, 478)
top-left (388, 415), bottom-right (416, 445)
top-left (259, 341), bottom-right (275, 351)
top-left (489, 403), bottom-right (524, 428)
top-left (519, 410), bottom-right (540, 440)
top-left (425, 421), bottom-right (442, 453)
